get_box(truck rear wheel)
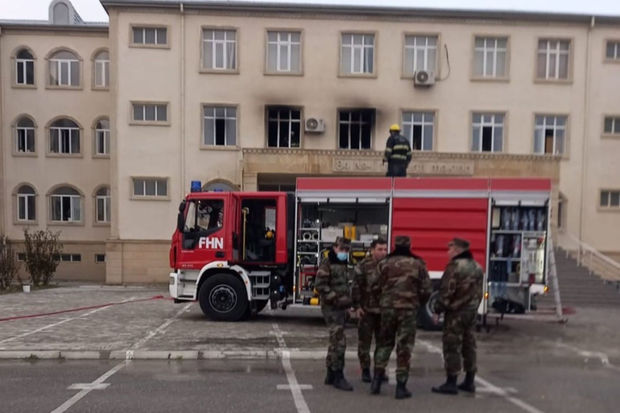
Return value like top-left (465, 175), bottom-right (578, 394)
top-left (419, 290), bottom-right (443, 331)
top-left (199, 273), bottom-right (249, 321)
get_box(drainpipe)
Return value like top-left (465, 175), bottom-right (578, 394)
top-left (179, 3), bottom-right (186, 197)
top-left (578, 16), bottom-right (595, 263)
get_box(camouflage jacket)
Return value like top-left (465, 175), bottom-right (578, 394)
top-left (375, 248), bottom-right (432, 310)
top-left (433, 250), bottom-right (484, 313)
top-left (315, 250), bottom-right (353, 309)
top-left (352, 256), bottom-right (382, 314)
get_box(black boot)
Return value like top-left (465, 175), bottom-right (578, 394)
top-left (332, 370), bottom-right (354, 391)
top-left (324, 368), bottom-right (334, 385)
top-left (395, 379), bottom-right (412, 399)
top-left (361, 368), bottom-right (372, 383)
top-left (370, 369), bottom-right (385, 395)
top-left (432, 375), bottom-right (458, 395)
top-left (458, 371), bottom-right (476, 393)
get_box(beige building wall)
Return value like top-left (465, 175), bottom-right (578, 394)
top-left (2, 1), bottom-right (619, 283)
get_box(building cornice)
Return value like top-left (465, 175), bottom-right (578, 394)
top-left (0, 21), bottom-right (108, 33)
top-left (100, 1), bottom-right (620, 25)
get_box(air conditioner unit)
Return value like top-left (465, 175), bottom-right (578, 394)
top-left (413, 70), bottom-right (435, 87)
top-left (304, 117), bottom-right (325, 133)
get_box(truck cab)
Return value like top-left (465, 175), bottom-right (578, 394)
top-left (169, 191), bottom-right (293, 321)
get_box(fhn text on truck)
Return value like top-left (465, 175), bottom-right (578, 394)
top-left (169, 177), bottom-right (552, 328)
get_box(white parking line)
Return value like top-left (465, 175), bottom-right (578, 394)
top-left (553, 341), bottom-right (620, 372)
top-left (128, 303), bottom-right (192, 352)
top-left (420, 339), bottom-right (546, 413)
top-left (50, 361), bottom-right (128, 413)
top-left (273, 323), bottom-right (311, 413)
top-left (0, 297), bottom-right (138, 347)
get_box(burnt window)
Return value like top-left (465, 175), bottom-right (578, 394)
top-left (338, 109), bottom-right (374, 150)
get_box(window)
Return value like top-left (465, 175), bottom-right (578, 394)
top-left (203, 106), bottom-right (236, 146)
top-left (56, 254), bottom-right (81, 262)
top-left (341, 33), bottom-right (374, 75)
top-left (52, 2), bottom-right (70, 25)
top-left (403, 35), bottom-right (437, 76)
top-left (94, 118), bottom-right (110, 155)
top-left (474, 37), bottom-right (508, 78)
top-left (266, 31), bottom-right (301, 73)
top-left (50, 119), bottom-right (80, 154)
top-left (17, 185), bottom-right (36, 222)
top-left (536, 39), bottom-right (570, 80)
top-left (133, 178), bottom-right (168, 198)
top-left (49, 50), bottom-right (80, 87)
top-left (16, 117), bottom-right (35, 153)
top-left (267, 107), bottom-right (301, 148)
top-left (132, 27), bottom-right (167, 46)
top-left (17, 253), bottom-right (26, 261)
top-left (132, 103), bottom-right (168, 123)
top-left (603, 116), bottom-right (620, 135)
top-left (16, 49), bottom-right (34, 85)
top-left (338, 109), bottom-right (374, 150)
top-left (95, 254), bottom-right (106, 263)
top-left (402, 112), bottom-right (434, 151)
top-left (50, 186), bottom-right (81, 222)
top-left (202, 29), bottom-right (236, 70)
top-left (534, 115), bottom-right (567, 155)
top-left (472, 113), bottom-right (504, 152)
top-left (95, 187), bottom-right (111, 223)
top-left (94, 51), bottom-right (109, 88)
top-left (600, 190), bottom-right (620, 209)
top-left (606, 41), bottom-right (620, 60)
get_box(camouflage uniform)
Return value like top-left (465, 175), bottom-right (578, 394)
top-left (373, 242), bottom-right (432, 382)
top-left (433, 249), bottom-right (484, 376)
top-left (315, 250), bottom-right (353, 372)
top-left (352, 256), bottom-right (382, 370)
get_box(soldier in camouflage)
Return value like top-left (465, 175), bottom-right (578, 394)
top-left (352, 238), bottom-right (388, 383)
top-left (432, 238), bottom-right (484, 395)
top-left (315, 236), bottom-right (354, 391)
top-left (371, 236), bottom-right (432, 399)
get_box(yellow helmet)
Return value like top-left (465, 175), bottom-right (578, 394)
top-left (389, 124), bottom-right (401, 132)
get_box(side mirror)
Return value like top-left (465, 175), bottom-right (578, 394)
top-left (177, 200), bottom-right (186, 232)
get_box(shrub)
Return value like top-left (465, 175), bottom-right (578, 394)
top-left (23, 229), bottom-right (63, 286)
top-left (0, 236), bottom-right (20, 290)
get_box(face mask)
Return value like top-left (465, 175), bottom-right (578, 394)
top-left (337, 252), bottom-right (349, 261)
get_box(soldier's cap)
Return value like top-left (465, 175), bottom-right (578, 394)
top-left (394, 235), bottom-right (411, 248)
top-left (448, 237), bottom-right (470, 250)
top-left (334, 236), bottom-right (351, 249)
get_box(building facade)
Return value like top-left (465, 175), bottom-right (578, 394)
top-left (1, 0), bottom-right (619, 283)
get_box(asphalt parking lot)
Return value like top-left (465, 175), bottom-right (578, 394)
top-left (1, 284), bottom-right (620, 413)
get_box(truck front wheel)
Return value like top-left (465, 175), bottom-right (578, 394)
top-left (419, 290), bottom-right (443, 331)
top-left (199, 273), bottom-right (249, 321)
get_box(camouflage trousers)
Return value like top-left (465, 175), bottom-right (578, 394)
top-left (357, 311), bottom-right (381, 369)
top-left (321, 306), bottom-right (347, 371)
top-left (442, 310), bottom-right (478, 375)
top-left (374, 308), bottom-right (417, 382)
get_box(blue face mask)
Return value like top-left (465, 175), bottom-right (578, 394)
top-left (337, 252), bottom-right (349, 261)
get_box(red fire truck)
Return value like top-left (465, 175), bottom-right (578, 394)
top-left (169, 177), bottom-right (552, 327)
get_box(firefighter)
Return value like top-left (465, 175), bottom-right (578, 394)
top-left (384, 124), bottom-right (412, 177)
top-left (432, 238), bottom-right (484, 395)
top-left (352, 238), bottom-right (388, 383)
top-left (315, 236), bottom-right (354, 391)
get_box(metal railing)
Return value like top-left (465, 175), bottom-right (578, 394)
top-left (557, 232), bottom-right (620, 283)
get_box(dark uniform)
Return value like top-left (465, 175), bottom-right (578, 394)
top-left (315, 243), bottom-right (354, 391)
top-left (352, 256), bottom-right (382, 380)
top-left (371, 236), bottom-right (432, 399)
top-left (384, 133), bottom-right (412, 177)
top-left (432, 240), bottom-right (484, 394)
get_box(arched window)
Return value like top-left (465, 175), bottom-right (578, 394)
top-left (16, 117), bottom-right (35, 153)
top-left (94, 118), bottom-right (110, 155)
top-left (50, 118), bottom-right (80, 154)
top-left (16, 49), bottom-right (34, 85)
top-left (17, 185), bottom-right (36, 222)
top-left (49, 50), bottom-right (80, 87)
top-left (202, 180), bottom-right (237, 192)
top-left (52, 2), bottom-right (70, 25)
top-left (95, 187), bottom-right (111, 223)
top-left (50, 186), bottom-right (81, 222)
top-left (94, 50), bottom-right (109, 88)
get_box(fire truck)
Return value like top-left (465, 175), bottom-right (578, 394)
top-left (169, 177), bottom-right (552, 327)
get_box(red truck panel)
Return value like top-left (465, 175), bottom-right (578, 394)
top-left (394, 177), bottom-right (489, 191)
top-left (296, 177), bottom-right (392, 191)
top-left (392, 197), bottom-right (488, 272)
top-left (489, 178), bottom-right (551, 191)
